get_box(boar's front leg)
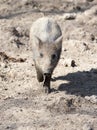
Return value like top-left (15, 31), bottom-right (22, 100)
top-left (35, 66), bottom-right (44, 82)
top-left (43, 74), bottom-right (51, 93)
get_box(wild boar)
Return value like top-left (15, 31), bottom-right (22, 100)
top-left (30, 17), bottom-right (62, 93)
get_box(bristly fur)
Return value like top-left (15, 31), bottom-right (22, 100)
top-left (30, 17), bottom-right (62, 93)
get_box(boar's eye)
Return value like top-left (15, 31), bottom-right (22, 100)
top-left (51, 54), bottom-right (57, 60)
top-left (40, 53), bottom-right (43, 58)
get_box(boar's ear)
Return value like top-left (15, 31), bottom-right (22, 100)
top-left (54, 36), bottom-right (63, 49)
top-left (35, 36), bottom-right (43, 48)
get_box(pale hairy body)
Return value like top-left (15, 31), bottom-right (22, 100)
top-left (30, 17), bottom-right (62, 93)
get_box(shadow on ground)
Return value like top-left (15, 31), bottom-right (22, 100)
top-left (52, 68), bottom-right (97, 97)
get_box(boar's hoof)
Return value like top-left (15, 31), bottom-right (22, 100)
top-left (37, 74), bottom-right (44, 82)
top-left (44, 86), bottom-right (51, 94)
top-left (37, 71), bottom-right (44, 82)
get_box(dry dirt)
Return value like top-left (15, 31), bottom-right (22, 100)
top-left (0, 0), bottom-right (97, 130)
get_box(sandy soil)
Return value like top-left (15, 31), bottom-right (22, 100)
top-left (0, 0), bottom-right (97, 130)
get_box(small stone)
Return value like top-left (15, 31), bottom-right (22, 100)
top-left (4, 88), bottom-right (8, 91)
top-left (4, 96), bottom-right (12, 100)
top-left (90, 95), bottom-right (97, 103)
top-left (8, 71), bottom-right (16, 79)
top-left (90, 34), bottom-right (95, 41)
top-left (24, 97), bottom-right (28, 100)
top-left (16, 27), bottom-right (23, 37)
top-left (17, 92), bottom-right (21, 95)
top-left (65, 64), bottom-right (68, 67)
top-left (85, 95), bottom-right (97, 103)
top-left (20, 109), bottom-right (23, 112)
top-left (6, 126), bottom-right (10, 129)
top-left (63, 13), bottom-right (76, 20)
top-left (85, 96), bottom-right (90, 100)
top-left (71, 60), bottom-right (76, 67)
top-left (11, 27), bottom-right (19, 36)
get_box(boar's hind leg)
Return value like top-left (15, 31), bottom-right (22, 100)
top-left (36, 67), bottom-right (44, 82)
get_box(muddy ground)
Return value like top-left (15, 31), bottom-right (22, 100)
top-left (0, 0), bottom-right (97, 130)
